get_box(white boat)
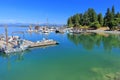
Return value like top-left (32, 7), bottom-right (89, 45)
top-left (27, 29), bottom-right (34, 32)
top-left (4, 45), bottom-right (29, 54)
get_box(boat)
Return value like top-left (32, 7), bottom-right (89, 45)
top-left (42, 29), bottom-right (50, 33)
top-left (0, 26), bottom-right (29, 54)
top-left (27, 25), bottom-right (34, 32)
top-left (4, 45), bottom-right (29, 54)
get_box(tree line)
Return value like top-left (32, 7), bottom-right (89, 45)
top-left (67, 6), bottom-right (120, 30)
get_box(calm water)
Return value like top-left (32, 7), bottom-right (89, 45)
top-left (0, 27), bottom-right (120, 80)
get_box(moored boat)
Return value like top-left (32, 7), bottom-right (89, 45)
top-left (4, 45), bottom-right (29, 54)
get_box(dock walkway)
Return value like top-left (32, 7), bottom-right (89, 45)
top-left (29, 39), bottom-right (58, 48)
top-left (0, 39), bottom-right (58, 54)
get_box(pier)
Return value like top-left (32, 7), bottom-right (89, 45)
top-left (29, 39), bottom-right (58, 48)
top-left (0, 26), bottom-right (59, 54)
top-left (22, 39), bottom-right (58, 48)
top-left (0, 39), bottom-right (58, 54)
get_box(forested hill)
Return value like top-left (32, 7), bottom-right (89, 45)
top-left (67, 6), bottom-right (120, 30)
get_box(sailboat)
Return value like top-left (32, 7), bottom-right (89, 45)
top-left (27, 25), bottom-right (34, 32)
top-left (42, 18), bottom-right (50, 33)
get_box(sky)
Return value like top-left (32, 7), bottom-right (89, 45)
top-left (0, 0), bottom-right (120, 24)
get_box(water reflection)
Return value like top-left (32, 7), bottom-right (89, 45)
top-left (0, 50), bottom-right (30, 70)
top-left (0, 50), bottom-right (29, 60)
top-left (67, 33), bottom-right (120, 51)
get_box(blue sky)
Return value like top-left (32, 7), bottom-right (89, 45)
top-left (0, 0), bottom-right (120, 24)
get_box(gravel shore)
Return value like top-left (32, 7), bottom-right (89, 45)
top-left (87, 30), bottom-right (120, 34)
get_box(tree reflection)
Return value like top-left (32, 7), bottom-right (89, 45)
top-left (67, 33), bottom-right (120, 51)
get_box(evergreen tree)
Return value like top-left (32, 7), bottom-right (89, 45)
top-left (104, 7), bottom-right (117, 30)
top-left (115, 12), bottom-right (120, 25)
top-left (104, 8), bottom-right (112, 26)
top-left (83, 11), bottom-right (89, 26)
top-left (87, 8), bottom-right (97, 23)
top-left (79, 13), bottom-right (83, 25)
top-left (72, 15), bottom-right (76, 25)
top-left (75, 14), bottom-right (80, 26)
top-left (67, 17), bottom-right (73, 27)
top-left (98, 13), bottom-right (103, 26)
top-left (115, 12), bottom-right (120, 18)
top-left (112, 6), bottom-right (115, 18)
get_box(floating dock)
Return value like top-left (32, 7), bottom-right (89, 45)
top-left (0, 26), bottom-right (59, 54)
top-left (29, 39), bottom-right (59, 48)
top-left (0, 39), bottom-right (59, 54)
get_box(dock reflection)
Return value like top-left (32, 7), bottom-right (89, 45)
top-left (0, 50), bottom-right (30, 70)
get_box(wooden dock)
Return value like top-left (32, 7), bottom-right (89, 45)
top-left (29, 40), bottom-right (58, 48)
top-left (22, 39), bottom-right (58, 48)
top-left (0, 39), bottom-right (59, 54)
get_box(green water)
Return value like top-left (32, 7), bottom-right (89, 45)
top-left (0, 29), bottom-right (120, 80)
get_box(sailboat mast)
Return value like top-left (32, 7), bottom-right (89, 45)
top-left (47, 18), bottom-right (48, 27)
top-left (5, 25), bottom-right (8, 46)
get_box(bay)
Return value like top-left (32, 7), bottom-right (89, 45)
top-left (0, 27), bottom-right (120, 80)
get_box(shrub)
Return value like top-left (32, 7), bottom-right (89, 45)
top-left (90, 21), bottom-right (101, 29)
